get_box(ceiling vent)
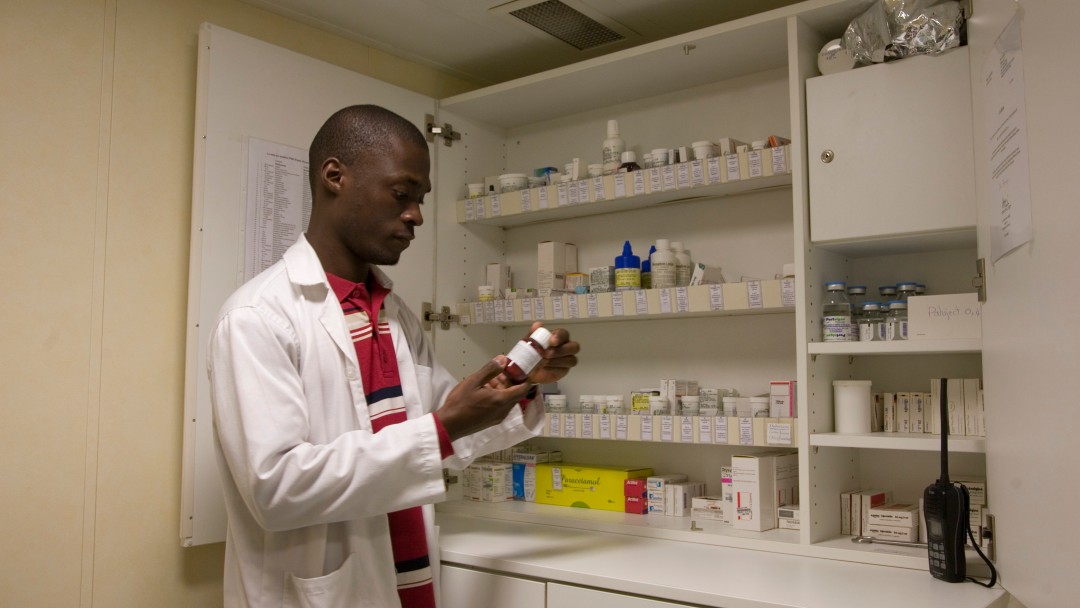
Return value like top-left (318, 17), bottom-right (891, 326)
top-left (494, 0), bottom-right (633, 51)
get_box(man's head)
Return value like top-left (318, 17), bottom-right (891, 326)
top-left (306, 105), bottom-right (431, 282)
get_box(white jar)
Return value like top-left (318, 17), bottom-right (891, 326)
top-left (750, 396), bottom-right (770, 417)
top-left (498, 173), bottom-right (528, 192)
top-left (546, 394), bottom-right (568, 413)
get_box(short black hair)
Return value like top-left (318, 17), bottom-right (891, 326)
top-left (308, 105), bottom-right (428, 191)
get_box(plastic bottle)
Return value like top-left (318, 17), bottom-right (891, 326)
top-left (650, 239), bottom-right (677, 290)
top-left (615, 241), bottom-right (641, 290)
top-left (822, 281), bottom-right (853, 342)
top-left (504, 327), bottom-right (553, 384)
top-left (671, 241), bottom-right (692, 287)
top-left (640, 245), bottom-right (656, 289)
top-left (618, 150), bottom-right (641, 172)
top-left (602, 119), bottom-right (625, 175)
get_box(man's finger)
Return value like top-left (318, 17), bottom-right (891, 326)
top-left (468, 357), bottom-right (507, 388)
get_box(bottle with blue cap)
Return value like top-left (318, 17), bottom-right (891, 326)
top-left (640, 245), bottom-right (656, 289)
top-left (822, 281), bottom-right (853, 342)
top-left (615, 241), bottom-right (641, 290)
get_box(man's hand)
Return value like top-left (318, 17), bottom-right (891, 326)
top-left (523, 322), bottom-right (579, 386)
top-left (434, 357), bottom-right (531, 442)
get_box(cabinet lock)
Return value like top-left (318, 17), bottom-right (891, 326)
top-left (820, 149), bottom-right (834, 163)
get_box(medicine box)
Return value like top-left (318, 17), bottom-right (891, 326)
top-left (485, 262), bottom-right (511, 293)
top-left (955, 476), bottom-right (987, 506)
top-left (769, 380), bottom-right (797, 418)
top-left (691, 496), bottom-right (725, 521)
top-left (866, 523), bottom-right (919, 542)
top-left (537, 241), bottom-right (577, 295)
top-left (721, 465), bottom-right (734, 524)
top-left (535, 463), bottom-right (653, 512)
top-left (868, 503), bottom-right (919, 527)
top-left (512, 451), bottom-right (562, 502)
top-left (731, 450), bottom-right (797, 531)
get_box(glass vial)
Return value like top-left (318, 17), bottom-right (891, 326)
top-left (504, 327), bottom-right (553, 384)
top-left (822, 281), bottom-right (853, 342)
top-left (848, 285), bottom-right (867, 337)
top-left (886, 301), bottom-right (908, 341)
top-left (896, 282), bottom-right (918, 301)
top-left (858, 302), bottom-right (885, 342)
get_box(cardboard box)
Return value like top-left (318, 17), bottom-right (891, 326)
top-left (869, 503), bottom-right (919, 527)
top-left (897, 392), bottom-right (912, 433)
top-left (854, 489), bottom-right (891, 536)
top-left (721, 466), bottom-right (733, 523)
top-left (770, 380), bottom-right (797, 418)
top-left (537, 241), bottom-right (577, 295)
top-left (625, 495), bottom-right (648, 515)
top-left (486, 262), bottom-right (511, 293)
top-left (481, 463), bottom-right (513, 502)
top-left (963, 378), bottom-right (983, 437)
top-left (667, 481), bottom-right (706, 516)
top-left (731, 450), bottom-right (797, 531)
top-left (867, 522), bottom-right (919, 542)
top-left (691, 496), bottom-right (726, 521)
top-left (535, 463), bottom-right (653, 512)
top-left (512, 451), bottom-right (562, 502)
top-left (955, 476), bottom-right (987, 506)
top-left (907, 293), bottom-right (982, 341)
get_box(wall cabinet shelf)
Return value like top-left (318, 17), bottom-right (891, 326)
top-left (809, 432), bottom-right (985, 453)
top-left (807, 339), bottom-right (981, 356)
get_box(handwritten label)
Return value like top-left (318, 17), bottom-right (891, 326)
top-left (521, 298), bottom-right (533, 321)
top-left (641, 415), bottom-right (653, 441)
top-left (552, 297), bottom-right (564, 319)
top-left (767, 422), bottom-right (792, 445)
top-left (465, 199), bottom-right (476, 221)
top-left (616, 415), bottom-right (628, 440)
top-left (549, 413), bottom-right (561, 437)
top-left (648, 167), bottom-right (662, 192)
top-left (520, 188), bottom-right (532, 212)
top-left (599, 415), bottom-right (612, 439)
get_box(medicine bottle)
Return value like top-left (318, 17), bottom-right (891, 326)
top-left (822, 281), bottom-right (853, 342)
top-left (545, 394), bottom-right (567, 413)
top-left (847, 285), bottom-right (867, 336)
top-left (615, 241), bottom-right (641, 290)
top-left (886, 301), bottom-right (908, 341)
top-left (858, 302), bottom-right (885, 342)
top-left (878, 284), bottom-right (898, 301)
top-left (671, 241), bottom-right (692, 287)
top-left (648, 395), bottom-right (670, 415)
top-left (650, 239), bottom-right (677, 289)
top-left (618, 150), bottom-right (641, 173)
top-left (504, 327), bottom-right (553, 384)
top-left (602, 119), bottom-right (625, 175)
top-left (578, 395), bottom-right (596, 414)
top-left (896, 282), bottom-right (918, 301)
top-left (679, 395), bottom-right (700, 415)
top-left (641, 245), bottom-right (656, 289)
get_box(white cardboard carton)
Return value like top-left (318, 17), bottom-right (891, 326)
top-left (907, 293), bottom-right (982, 340)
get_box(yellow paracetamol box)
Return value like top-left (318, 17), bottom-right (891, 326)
top-left (535, 463), bottom-right (653, 512)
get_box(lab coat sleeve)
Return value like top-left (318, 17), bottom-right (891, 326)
top-left (209, 304), bottom-right (447, 532)
top-left (394, 298), bottom-right (544, 470)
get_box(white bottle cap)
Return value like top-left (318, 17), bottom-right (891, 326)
top-left (656, 238), bottom-right (670, 251)
top-left (671, 241), bottom-right (684, 252)
top-left (607, 119), bottom-right (619, 137)
top-left (620, 150), bottom-right (636, 163)
top-left (530, 326), bottom-right (553, 348)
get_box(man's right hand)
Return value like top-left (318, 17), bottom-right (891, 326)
top-left (433, 356), bottom-right (532, 442)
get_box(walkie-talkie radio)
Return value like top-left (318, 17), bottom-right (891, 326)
top-left (923, 378), bottom-right (969, 582)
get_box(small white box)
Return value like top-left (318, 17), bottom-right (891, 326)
top-left (647, 473), bottom-right (687, 491)
top-left (691, 496), bottom-right (726, 521)
top-left (963, 378), bottom-right (983, 437)
top-left (770, 380), bottom-right (797, 418)
top-left (537, 241), bottom-right (577, 295)
top-left (486, 262), bottom-right (511, 293)
top-left (868, 503), bottom-right (919, 526)
top-left (866, 522), bottom-right (919, 542)
top-left (955, 476), bottom-right (987, 506)
top-left (883, 393), bottom-right (896, 433)
top-left (721, 466), bottom-right (733, 524)
top-left (907, 294), bottom-right (982, 341)
top-left (897, 392), bottom-right (912, 433)
top-left (777, 504), bottom-right (801, 528)
top-left (731, 450), bottom-right (796, 531)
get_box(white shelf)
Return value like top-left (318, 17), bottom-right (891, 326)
top-left (458, 169), bottom-right (792, 228)
top-left (807, 339), bottom-right (982, 356)
top-left (461, 281), bottom-right (795, 326)
top-left (539, 413), bottom-right (798, 448)
top-left (809, 432), bottom-right (986, 453)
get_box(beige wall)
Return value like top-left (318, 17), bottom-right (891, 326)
top-left (0, 1), bottom-right (475, 606)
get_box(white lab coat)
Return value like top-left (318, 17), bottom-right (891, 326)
top-left (209, 234), bottom-right (543, 608)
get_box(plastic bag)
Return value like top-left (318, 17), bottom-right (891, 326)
top-left (843, 0), bottom-right (965, 64)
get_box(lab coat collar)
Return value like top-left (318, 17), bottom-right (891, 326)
top-left (283, 233), bottom-right (395, 291)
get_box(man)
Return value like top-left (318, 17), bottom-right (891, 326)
top-left (208, 105), bottom-right (579, 607)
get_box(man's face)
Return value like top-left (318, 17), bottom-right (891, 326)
top-left (334, 137), bottom-right (431, 267)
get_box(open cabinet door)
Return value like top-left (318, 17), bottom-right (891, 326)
top-left (182, 24), bottom-right (438, 546)
top-left (967, 3), bottom-right (1080, 606)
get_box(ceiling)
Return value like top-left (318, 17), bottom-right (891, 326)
top-left (239, 0), bottom-right (805, 86)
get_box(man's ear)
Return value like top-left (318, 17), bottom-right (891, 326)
top-left (320, 158), bottom-right (345, 194)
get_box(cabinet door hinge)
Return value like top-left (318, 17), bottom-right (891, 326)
top-left (973, 258), bottom-right (986, 302)
top-left (425, 113), bottom-right (461, 147)
top-left (422, 302), bottom-right (460, 330)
